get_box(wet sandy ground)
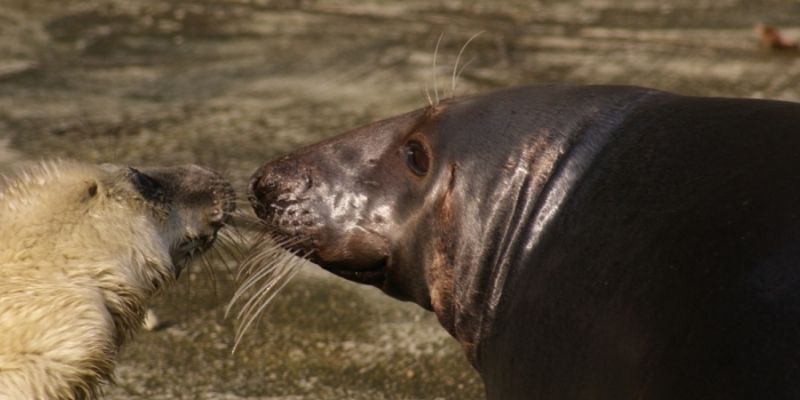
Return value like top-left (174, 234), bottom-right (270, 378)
top-left (1, 0), bottom-right (799, 398)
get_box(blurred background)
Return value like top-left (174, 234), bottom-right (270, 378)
top-left (1, 0), bottom-right (799, 398)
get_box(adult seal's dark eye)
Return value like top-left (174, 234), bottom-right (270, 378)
top-left (404, 141), bottom-right (430, 176)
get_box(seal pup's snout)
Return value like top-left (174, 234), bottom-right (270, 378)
top-left (135, 164), bottom-right (236, 271)
top-left (138, 164), bottom-right (236, 230)
top-left (208, 174), bottom-right (237, 229)
top-left (190, 165), bottom-right (237, 239)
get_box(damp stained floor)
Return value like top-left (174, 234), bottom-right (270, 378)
top-left (1, 0), bottom-right (799, 398)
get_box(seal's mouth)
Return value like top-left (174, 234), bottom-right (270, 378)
top-left (171, 234), bottom-right (216, 277)
top-left (319, 258), bottom-right (388, 286)
top-left (273, 236), bottom-right (388, 287)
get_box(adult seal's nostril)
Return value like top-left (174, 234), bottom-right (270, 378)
top-left (249, 174), bottom-right (280, 221)
top-left (249, 161), bottom-right (315, 223)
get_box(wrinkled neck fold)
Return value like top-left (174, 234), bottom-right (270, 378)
top-left (448, 88), bottom-right (660, 366)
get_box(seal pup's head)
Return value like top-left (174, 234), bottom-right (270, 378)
top-left (0, 160), bottom-right (236, 398)
top-left (0, 160), bottom-right (235, 335)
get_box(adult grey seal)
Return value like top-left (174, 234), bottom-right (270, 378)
top-left (249, 85), bottom-right (800, 399)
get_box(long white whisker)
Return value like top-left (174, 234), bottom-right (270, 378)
top-left (455, 57), bottom-right (476, 90)
top-left (227, 255), bottom-right (281, 316)
top-left (247, 266), bottom-right (299, 328)
top-left (236, 261), bottom-right (291, 323)
top-left (238, 249), bottom-right (272, 280)
top-left (433, 32), bottom-right (444, 106)
top-left (228, 237), bottom-right (306, 317)
top-left (226, 244), bottom-right (276, 316)
top-left (225, 227), bottom-right (310, 352)
top-left (231, 258), bottom-right (301, 353)
top-left (234, 256), bottom-right (290, 321)
top-left (451, 31), bottom-right (484, 97)
top-left (424, 82), bottom-right (433, 107)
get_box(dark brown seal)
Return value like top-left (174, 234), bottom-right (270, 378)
top-left (249, 85), bottom-right (800, 399)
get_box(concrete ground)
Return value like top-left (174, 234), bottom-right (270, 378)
top-left (1, 0), bottom-right (799, 398)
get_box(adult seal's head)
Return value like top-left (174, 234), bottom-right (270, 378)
top-left (249, 85), bottom-right (800, 399)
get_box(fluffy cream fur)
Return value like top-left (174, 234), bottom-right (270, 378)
top-left (0, 160), bottom-right (224, 399)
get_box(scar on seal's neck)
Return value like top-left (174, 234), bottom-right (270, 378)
top-left (429, 161), bottom-right (460, 337)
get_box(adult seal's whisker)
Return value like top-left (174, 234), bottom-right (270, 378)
top-left (234, 248), bottom-right (303, 313)
top-left (232, 260), bottom-right (284, 315)
top-left (450, 31), bottom-right (484, 97)
top-left (229, 249), bottom-right (306, 353)
top-left (236, 249), bottom-right (302, 315)
top-left (225, 236), bottom-right (309, 321)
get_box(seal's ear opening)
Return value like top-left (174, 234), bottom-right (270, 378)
top-left (81, 181), bottom-right (100, 202)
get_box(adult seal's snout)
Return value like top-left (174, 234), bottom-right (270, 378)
top-left (250, 151), bottom-right (391, 283)
top-left (249, 85), bottom-right (800, 399)
top-left (250, 160), bottom-right (313, 223)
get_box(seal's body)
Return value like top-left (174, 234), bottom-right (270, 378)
top-left (249, 85), bottom-right (800, 399)
top-left (0, 160), bottom-right (234, 399)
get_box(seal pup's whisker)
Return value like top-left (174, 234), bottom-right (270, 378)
top-left (225, 214), bottom-right (255, 244)
top-left (227, 210), bottom-right (253, 236)
top-left (207, 241), bottom-right (231, 274)
top-left (182, 249), bottom-right (194, 299)
top-left (198, 251), bottom-right (219, 299)
top-left (211, 233), bottom-right (245, 276)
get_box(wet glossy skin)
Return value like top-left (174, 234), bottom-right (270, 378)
top-left (250, 85), bottom-right (800, 399)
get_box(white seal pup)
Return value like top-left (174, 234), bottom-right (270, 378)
top-left (0, 160), bottom-right (234, 399)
